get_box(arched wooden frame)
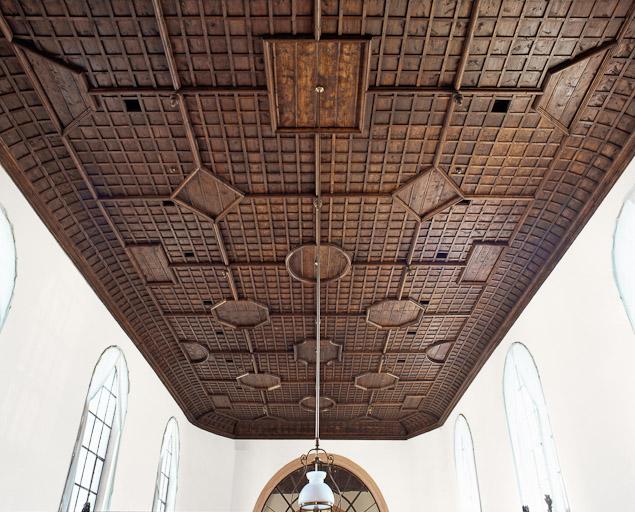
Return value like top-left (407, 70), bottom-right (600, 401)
top-left (253, 453), bottom-right (389, 512)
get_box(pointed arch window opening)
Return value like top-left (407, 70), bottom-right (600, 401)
top-left (153, 418), bottom-right (180, 512)
top-left (60, 347), bottom-right (129, 512)
top-left (454, 415), bottom-right (482, 512)
top-left (613, 184), bottom-right (635, 332)
top-left (0, 204), bottom-right (16, 333)
top-left (504, 343), bottom-right (569, 512)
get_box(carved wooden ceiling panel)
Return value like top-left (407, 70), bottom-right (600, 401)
top-left (0, 0), bottom-right (633, 439)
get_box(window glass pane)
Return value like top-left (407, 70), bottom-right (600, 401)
top-left (454, 415), bottom-right (482, 512)
top-left (92, 459), bottom-right (104, 492)
top-left (87, 416), bottom-right (102, 454)
top-left (0, 205), bottom-right (16, 332)
top-left (74, 488), bottom-right (88, 512)
top-left (69, 482), bottom-right (79, 511)
top-left (503, 343), bottom-right (569, 512)
top-left (613, 186), bottom-right (635, 331)
top-left (68, 367), bottom-right (118, 510)
top-left (87, 492), bottom-right (97, 511)
top-left (80, 452), bottom-right (96, 489)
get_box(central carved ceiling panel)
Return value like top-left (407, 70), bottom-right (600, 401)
top-left (0, 0), bottom-right (633, 439)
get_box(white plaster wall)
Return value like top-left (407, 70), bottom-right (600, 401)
top-left (0, 167), bottom-right (236, 512)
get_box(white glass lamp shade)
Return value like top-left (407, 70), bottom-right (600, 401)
top-left (298, 470), bottom-right (334, 510)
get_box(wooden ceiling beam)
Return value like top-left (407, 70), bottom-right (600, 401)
top-left (88, 85), bottom-right (268, 96)
top-left (164, 311), bottom-right (470, 320)
top-left (97, 191), bottom-right (532, 205)
top-left (202, 349), bottom-right (451, 357)
top-left (87, 84), bottom-right (542, 97)
top-left (218, 401), bottom-right (413, 408)
top-left (201, 378), bottom-right (435, 385)
top-left (168, 259), bottom-right (466, 270)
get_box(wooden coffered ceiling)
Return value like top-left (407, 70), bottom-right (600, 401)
top-left (0, 0), bottom-right (634, 439)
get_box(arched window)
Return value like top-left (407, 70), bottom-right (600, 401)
top-left (255, 453), bottom-right (388, 512)
top-left (0, 204), bottom-right (16, 332)
top-left (503, 343), bottom-right (569, 512)
top-left (60, 346), bottom-right (129, 512)
top-left (152, 417), bottom-right (180, 512)
top-left (454, 414), bottom-right (482, 512)
top-left (613, 184), bottom-right (635, 331)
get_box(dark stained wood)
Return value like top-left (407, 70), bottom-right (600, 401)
top-left (182, 341), bottom-right (210, 364)
top-left (127, 244), bottom-right (176, 285)
top-left (299, 395), bottom-right (336, 411)
top-left (535, 42), bottom-right (613, 134)
top-left (0, 0), bottom-right (633, 440)
top-left (425, 340), bottom-right (454, 364)
top-left (211, 395), bottom-right (232, 409)
top-left (263, 38), bottom-right (370, 132)
top-left (237, 372), bottom-right (282, 391)
top-left (460, 242), bottom-right (507, 284)
top-left (402, 395), bottom-right (424, 411)
top-left (211, 299), bottom-right (270, 330)
top-left (173, 167), bottom-right (243, 222)
top-left (354, 372), bottom-right (399, 391)
top-left (20, 44), bottom-right (95, 129)
top-left (286, 244), bottom-right (351, 284)
top-left (393, 167), bottom-right (463, 221)
top-left (366, 299), bottom-right (426, 330)
top-left (294, 338), bottom-right (342, 365)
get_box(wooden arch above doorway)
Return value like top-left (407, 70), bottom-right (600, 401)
top-left (253, 453), bottom-right (389, 512)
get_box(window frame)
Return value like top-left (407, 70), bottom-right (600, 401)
top-left (503, 342), bottom-right (569, 512)
top-left (60, 346), bottom-right (129, 512)
top-left (453, 414), bottom-right (482, 512)
top-left (0, 203), bottom-right (16, 333)
top-left (612, 184), bottom-right (635, 332)
top-left (152, 417), bottom-right (180, 512)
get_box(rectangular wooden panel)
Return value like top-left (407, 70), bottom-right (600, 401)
top-left (460, 242), bottom-right (506, 283)
top-left (127, 243), bottom-right (175, 284)
top-left (264, 38), bottom-right (370, 133)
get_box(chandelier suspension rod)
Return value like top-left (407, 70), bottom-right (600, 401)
top-left (314, 131), bottom-right (322, 451)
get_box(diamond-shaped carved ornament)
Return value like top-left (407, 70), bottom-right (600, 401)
top-left (393, 167), bottom-right (462, 221)
top-left (173, 167), bottom-right (243, 221)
